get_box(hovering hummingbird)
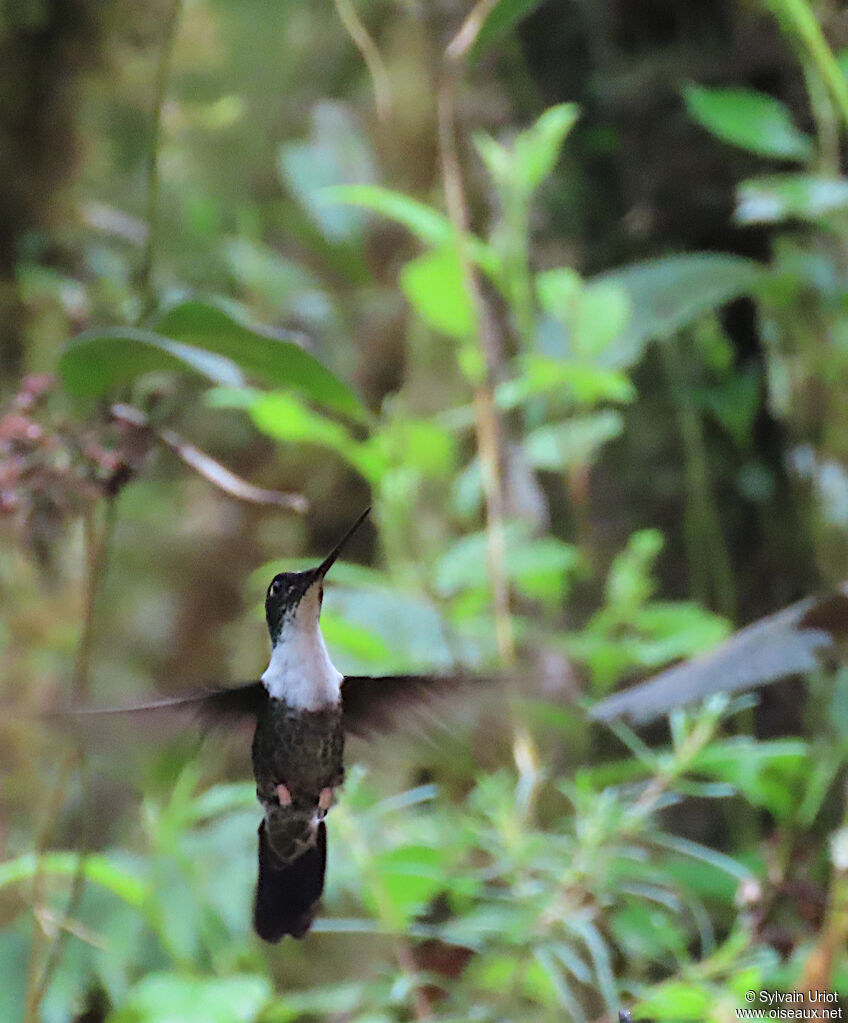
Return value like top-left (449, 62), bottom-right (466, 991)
top-left (75, 508), bottom-right (465, 941)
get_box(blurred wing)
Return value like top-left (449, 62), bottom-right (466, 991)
top-left (341, 674), bottom-right (472, 739)
top-left (589, 585), bottom-right (848, 724)
top-left (61, 681), bottom-right (267, 727)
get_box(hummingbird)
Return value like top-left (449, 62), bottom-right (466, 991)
top-left (73, 507), bottom-right (466, 941)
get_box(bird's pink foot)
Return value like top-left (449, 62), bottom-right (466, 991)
top-left (318, 787), bottom-right (334, 811)
top-left (276, 783), bottom-right (292, 807)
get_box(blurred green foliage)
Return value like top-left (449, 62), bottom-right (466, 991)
top-left (4, 0), bottom-right (848, 1021)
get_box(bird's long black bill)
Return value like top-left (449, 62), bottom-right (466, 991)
top-left (253, 819), bottom-right (327, 942)
top-left (315, 507), bottom-right (370, 579)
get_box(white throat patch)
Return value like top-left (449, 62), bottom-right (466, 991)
top-left (261, 619), bottom-right (343, 710)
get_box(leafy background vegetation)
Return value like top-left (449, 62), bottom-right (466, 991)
top-left (2, 0), bottom-right (848, 1020)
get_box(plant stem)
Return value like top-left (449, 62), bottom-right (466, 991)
top-left (138, 0), bottom-right (184, 321)
top-left (333, 0), bottom-right (392, 121)
top-left (766, 0), bottom-right (848, 133)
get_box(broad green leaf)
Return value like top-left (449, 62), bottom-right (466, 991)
top-left (59, 327), bottom-right (245, 397)
top-left (400, 246), bottom-right (474, 339)
top-left (684, 84), bottom-right (812, 161)
top-left (736, 173), bottom-right (848, 223)
top-left (156, 300), bottom-right (365, 421)
top-left (366, 844), bottom-right (445, 926)
top-left (596, 254), bottom-right (765, 365)
top-left (278, 101), bottom-right (377, 242)
top-left (111, 973), bottom-right (272, 1023)
top-left (321, 184), bottom-right (499, 279)
top-left (471, 0), bottom-right (547, 60)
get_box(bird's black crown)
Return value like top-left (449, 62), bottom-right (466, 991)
top-left (265, 569), bottom-right (320, 641)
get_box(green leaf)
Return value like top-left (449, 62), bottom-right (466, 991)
top-left (636, 979), bottom-right (713, 1020)
top-left (497, 358), bottom-right (636, 409)
top-left (574, 280), bottom-right (631, 356)
top-left (596, 254), bottom-right (765, 365)
top-left (59, 327), bottom-right (245, 398)
top-left (234, 390), bottom-right (384, 482)
top-left (321, 184), bottom-right (498, 279)
top-left (471, 0), bottom-right (546, 59)
top-left (111, 973), bottom-right (272, 1023)
top-left (399, 246), bottom-right (474, 339)
top-left (156, 300), bottom-right (365, 421)
top-left (366, 844), bottom-right (445, 926)
top-left (684, 84), bottom-right (812, 161)
top-left (513, 103), bottom-right (580, 194)
top-left (736, 173), bottom-right (848, 224)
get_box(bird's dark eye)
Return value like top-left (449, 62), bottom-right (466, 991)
top-left (318, 584), bottom-right (324, 604)
top-left (269, 577), bottom-right (283, 597)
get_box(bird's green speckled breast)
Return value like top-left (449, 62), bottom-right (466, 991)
top-left (251, 698), bottom-right (345, 809)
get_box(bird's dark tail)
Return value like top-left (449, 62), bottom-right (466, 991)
top-left (253, 818), bottom-right (326, 942)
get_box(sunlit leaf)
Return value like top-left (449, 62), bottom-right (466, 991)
top-left (684, 84), bottom-right (812, 161)
top-left (400, 246), bottom-right (474, 340)
top-left (320, 184), bottom-right (498, 278)
top-left (214, 389), bottom-right (384, 482)
top-left (512, 104), bottom-right (580, 194)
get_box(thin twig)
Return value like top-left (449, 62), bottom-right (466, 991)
top-left (72, 502), bottom-right (116, 701)
top-left (437, 5), bottom-right (543, 816)
top-left (333, 0), bottom-right (392, 121)
top-left (437, 49), bottom-right (514, 668)
top-left (22, 755), bottom-right (75, 1023)
top-left (138, 0), bottom-right (184, 320)
top-left (24, 502), bottom-right (117, 1021)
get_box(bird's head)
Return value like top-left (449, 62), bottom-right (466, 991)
top-left (265, 508), bottom-right (369, 644)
